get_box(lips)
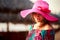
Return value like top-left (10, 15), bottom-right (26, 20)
top-left (37, 18), bottom-right (40, 20)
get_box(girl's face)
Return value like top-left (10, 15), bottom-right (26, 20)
top-left (32, 13), bottom-right (44, 23)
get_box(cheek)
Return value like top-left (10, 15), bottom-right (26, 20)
top-left (39, 16), bottom-right (44, 21)
top-left (40, 17), bottom-right (43, 20)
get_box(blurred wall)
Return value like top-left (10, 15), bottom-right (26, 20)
top-left (0, 0), bottom-right (33, 9)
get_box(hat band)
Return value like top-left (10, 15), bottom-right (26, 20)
top-left (35, 6), bottom-right (50, 13)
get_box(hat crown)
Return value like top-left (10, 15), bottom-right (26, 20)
top-left (32, 0), bottom-right (50, 13)
top-left (32, 0), bottom-right (49, 10)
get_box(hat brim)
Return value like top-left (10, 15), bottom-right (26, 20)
top-left (20, 9), bottom-right (58, 22)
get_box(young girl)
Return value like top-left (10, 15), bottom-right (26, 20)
top-left (20, 0), bottom-right (58, 40)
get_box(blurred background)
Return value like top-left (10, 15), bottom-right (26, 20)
top-left (0, 0), bottom-right (60, 40)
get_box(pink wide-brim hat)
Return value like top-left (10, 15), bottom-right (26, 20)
top-left (20, 0), bottom-right (58, 22)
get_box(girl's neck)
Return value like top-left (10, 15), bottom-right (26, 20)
top-left (35, 22), bottom-right (45, 27)
top-left (33, 22), bottom-right (45, 30)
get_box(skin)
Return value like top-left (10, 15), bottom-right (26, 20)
top-left (32, 13), bottom-right (53, 30)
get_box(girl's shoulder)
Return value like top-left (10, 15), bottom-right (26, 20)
top-left (44, 24), bottom-right (53, 30)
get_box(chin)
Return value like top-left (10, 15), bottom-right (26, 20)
top-left (38, 20), bottom-right (42, 22)
top-left (38, 20), bottom-right (41, 22)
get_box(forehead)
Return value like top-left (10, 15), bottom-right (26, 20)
top-left (31, 12), bottom-right (41, 15)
